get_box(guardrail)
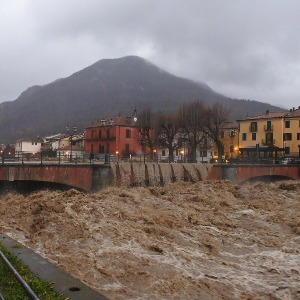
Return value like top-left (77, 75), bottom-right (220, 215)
top-left (1, 153), bottom-right (212, 165)
top-left (0, 249), bottom-right (39, 299)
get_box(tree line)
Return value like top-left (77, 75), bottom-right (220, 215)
top-left (136, 100), bottom-right (229, 162)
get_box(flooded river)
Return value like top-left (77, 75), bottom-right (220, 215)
top-left (0, 180), bottom-right (299, 299)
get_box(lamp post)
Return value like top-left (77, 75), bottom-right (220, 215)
top-left (229, 130), bottom-right (236, 159)
top-left (153, 149), bottom-right (157, 162)
top-left (66, 125), bottom-right (77, 162)
top-left (180, 150), bottom-right (184, 163)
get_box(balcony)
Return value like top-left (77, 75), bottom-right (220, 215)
top-left (264, 124), bottom-right (273, 131)
top-left (262, 138), bottom-right (275, 146)
top-left (249, 126), bottom-right (257, 132)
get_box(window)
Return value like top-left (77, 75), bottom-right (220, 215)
top-left (242, 133), bottom-right (247, 141)
top-left (106, 129), bottom-right (110, 139)
top-left (125, 143), bottom-right (130, 154)
top-left (126, 129), bottom-right (131, 138)
top-left (266, 132), bottom-right (273, 144)
top-left (162, 150), bottom-right (166, 156)
top-left (200, 150), bottom-right (207, 157)
top-left (283, 133), bottom-right (292, 141)
top-left (229, 130), bottom-right (236, 138)
top-left (285, 147), bottom-right (290, 154)
top-left (230, 145), bottom-right (234, 153)
top-left (250, 122), bottom-right (257, 131)
top-left (98, 130), bottom-right (102, 139)
top-left (99, 145), bottom-right (104, 153)
top-left (252, 133), bottom-right (256, 141)
top-left (285, 120), bottom-right (290, 128)
top-left (266, 120), bottom-right (272, 130)
top-left (297, 133), bottom-right (300, 140)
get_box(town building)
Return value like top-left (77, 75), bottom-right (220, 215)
top-left (238, 110), bottom-right (290, 160)
top-left (14, 137), bottom-right (44, 158)
top-left (283, 107), bottom-right (300, 156)
top-left (156, 134), bottom-right (214, 163)
top-left (0, 144), bottom-right (15, 159)
top-left (219, 121), bottom-right (239, 160)
top-left (84, 113), bottom-right (141, 161)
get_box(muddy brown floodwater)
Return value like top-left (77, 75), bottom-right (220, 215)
top-left (0, 180), bottom-right (300, 300)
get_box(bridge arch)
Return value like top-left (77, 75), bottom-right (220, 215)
top-left (0, 179), bottom-right (83, 193)
top-left (240, 175), bottom-right (294, 184)
top-left (208, 164), bottom-right (300, 184)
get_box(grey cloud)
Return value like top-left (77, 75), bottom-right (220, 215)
top-left (1, 0), bottom-right (300, 109)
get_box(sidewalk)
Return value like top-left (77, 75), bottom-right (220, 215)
top-left (0, 234), bottom-right (108, 300)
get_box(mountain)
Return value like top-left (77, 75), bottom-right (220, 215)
top-left (0, 55), bottom-right (283, 144)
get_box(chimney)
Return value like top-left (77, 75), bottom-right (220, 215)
top-left (293, 107), bottom-right (295, 111)
top-left (290, 109), bottom-right (293, 112)
top-left (266, 110), bottom-right (269, 115)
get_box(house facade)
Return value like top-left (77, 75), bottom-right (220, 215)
top-left (219, 121), bottom-right (239, 160)
top-left (237, 108), bottom-right (300, 160)
top-left (85, 116), bottom-right (141, 160)
top-left (283, 107), bottom-right (300, 156)
top-left (15, 137), bottom-right (44, 158)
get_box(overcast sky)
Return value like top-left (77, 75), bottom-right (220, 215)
top-left (1, 0), bottom-right (300, 109)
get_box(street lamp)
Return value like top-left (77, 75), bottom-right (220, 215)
top-left (180, 150), bottom-right (184, 162)
top-left (116, 151), bottom-right (119, 163)
top-left (66, 125), bottom-right (77, 162)
top-left (229, 130), bottom-right (236, 159)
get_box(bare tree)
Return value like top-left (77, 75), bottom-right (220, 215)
top-left (157, 113), bottom-right (182, 162)
top-left (136, 108), bottom-right (156, 159)
top-left (178, 100), bottom-right (206, 162)
top-left (204, 103), bottom-right (229, 162)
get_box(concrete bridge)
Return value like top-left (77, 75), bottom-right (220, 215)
top-left (0, 163), bottom-right (299, 192)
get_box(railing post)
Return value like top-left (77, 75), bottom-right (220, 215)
top-left (0, 250), bottom-right (40, 300)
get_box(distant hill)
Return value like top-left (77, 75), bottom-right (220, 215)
top-left (0, 55), bottom-right (284, 143)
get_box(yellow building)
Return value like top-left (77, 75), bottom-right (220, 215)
top-left (219, 121), bottom-right (239, 160)
top-left (283, 107), bottom-right (300, 157)
top-left (237, 108), bottom-right (300, 160)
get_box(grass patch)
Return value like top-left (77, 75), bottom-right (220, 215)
top-left (0, 242), bottom-right (67, 300)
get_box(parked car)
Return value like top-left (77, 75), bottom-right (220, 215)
top-left (279, 158), bottom-right (296, 165)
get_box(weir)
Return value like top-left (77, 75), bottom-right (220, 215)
top-left (110, 163), bottom-right (212, 187)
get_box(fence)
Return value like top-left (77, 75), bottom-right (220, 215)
top-left (1, 153), bottom-right (212, 165)
top-left (0, 249), bottom-right (39, 300)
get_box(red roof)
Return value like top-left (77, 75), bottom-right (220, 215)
top-left (286, 108), bottom-right (300, 118)
top-left (86, 116), bottom-right (136, 128)
top-left (238, 111), bottom-right (288, 121)
top-left (220, 121), bottom-right (239, 130)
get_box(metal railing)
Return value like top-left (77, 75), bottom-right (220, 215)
top-left (0, 249), bottom-right (39, 300)
top-left (1, 153), bottom-right (212, 165)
